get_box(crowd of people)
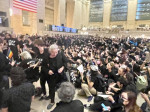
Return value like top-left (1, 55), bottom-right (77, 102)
top-left (0, 32), bottom-right (150, 112)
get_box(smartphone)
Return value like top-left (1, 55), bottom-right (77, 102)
top-left (101, 103), bottom-right (108, 111)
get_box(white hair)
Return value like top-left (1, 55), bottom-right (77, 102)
top-left (20, 51), bottom-right (32, 60)
top-left (57, 82), bottom-right (75, 103)
top-left (49, 44), bottom-right (59, 52)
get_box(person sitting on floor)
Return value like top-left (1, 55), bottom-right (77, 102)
top-left (51, 82), bottom-right (84, 112)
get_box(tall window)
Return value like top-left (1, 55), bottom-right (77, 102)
top-left (136, 0), bottom-right (150, 20)
top-left (110, 0), bottom-right (128, 21)
top-left (89, 0), bottom-right (104, 22)
top-left (22, 10), bottom-right (30, 26)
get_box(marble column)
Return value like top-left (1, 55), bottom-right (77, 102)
top-left (54, 0), bottom-right (66, 26)
top-left (103, 0), bottom-right (112, 28)
top-left (126, 0), bottom-right (137, 29)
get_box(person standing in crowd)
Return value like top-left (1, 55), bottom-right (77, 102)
top-left (42, 44), bottom-right (68, 109)
top-left (0, 38), bottom-right (15, 109)
top-left (1, 67), bottom-right (35, 112)
top-left (51, 82), bottom-right (84, 112)
top-left (5, 33), bottom-right (19, 61)
top-left (23, 37), bottom-right (36, 58)
top-left (35, 39), bottom-right (49, 100)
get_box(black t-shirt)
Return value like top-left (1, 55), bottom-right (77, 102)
top-left (18, 40), bottom-right (24, 49)
top-left (36, 48), bottom-right (48, 63)
top-left (26, 43), bottom-right (34, 50)
top-left (91, 74), bottom-right (105, 92)
top-left (6, 38), bottom-right (19, 60)
top-left (0, 52), bottom-right (11, 76)
top-left (32, 46), bottom-right (39, 58)
top-left (1, 82), bottom-right (35, 112)
top-left (19, 59), bottom-right (40, 82)
top-left (7, 38), bottom-right (18, 52)
top-left (6, 38), bottom-right (18, 47)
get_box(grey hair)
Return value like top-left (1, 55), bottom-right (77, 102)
top-left (20, 51), bottom-right (32, 60)
top-left (57, 82), bottom-right (75, 103)
top-left (49, 44), bottom-right (59, 52)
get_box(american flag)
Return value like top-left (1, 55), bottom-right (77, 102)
top-left (13, 0), bottom-right (37, 13)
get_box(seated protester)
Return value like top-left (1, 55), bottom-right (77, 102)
top-left (86, 77), bottom-right (128, 111)
top-left (79, 64), bottom-right (106, 102)
top-left (51, 82), bottom-right (84, 112)
top-left (97, 59), bottom-right (107, 76)
top-left (86, 91), bottom-right (142, 112)
top-left (124, 73), bottom-right (137, 94)
top-left (107, 91), bottom-right (142, 112)
top-left (106, 62), bottom-right (117, 82)
top-left (73, 59), bottom-right (84, 88)
top-left (118, 66), bottom-right (128, 77)
top-left (132, 63), bottom-right (141, 76)
top-left (1, 67), bottom-right (35, 112)
top-left (19, 51), bottom-right (40, 83)
top-left (112, 67), bottom-right (127, 82)
top-left (90, 65), bottom-right (106, 93)
top-left (78, 64), bottom-right (97, 102)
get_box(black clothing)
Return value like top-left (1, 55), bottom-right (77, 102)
top-left (0, 75), bottom-right (9, 108)
top-left (51, 100), bottom-right (84, 112)
top-left (0, 52), bottom-right (11, 77)
top-left (6, 38), bottom-right (19, 61)
top-left (91, 74), bottom-right (105, 92)
top-left (26, 43), bottom-right (35, 57)
top-left (37, 48), bottom-right (49, 95)
top-left (18, 40), bottom-right (24, 49)
top-left (19, 59), bottom-right (40, 82)
top-left (1, 82), bottom-right (35, 112)
top-left (42, 51), bottom-right (68, 103)
top-left (125, 82), bottom-right (137, 94)
top-left (89, 100), bottom-right (125, 112)
top-left (0, 52), bottom-right (11, 108)
top-left (42, 51), bottom-right (68, 75)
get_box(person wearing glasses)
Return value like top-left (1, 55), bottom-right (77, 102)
top-left (86, 91), bottom-right (142, 112)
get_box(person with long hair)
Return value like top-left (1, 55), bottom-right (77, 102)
top-left (121, 91), bottom-right (142, 112)
top-left (86, 91), bottom-right (142, 112)
top-left (106, 91), bottom-right (142, 112)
